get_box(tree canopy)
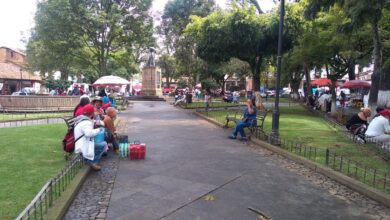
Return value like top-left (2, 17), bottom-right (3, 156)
top-left (27, 0), bottom-right (155, 82)
top-left (306, 0), bottom-right (390, 106)
top-left (185, 4), bottom-right (297, 90)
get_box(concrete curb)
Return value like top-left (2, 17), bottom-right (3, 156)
top-left (193, 111), bottom-right (390, 208)
top-left (46, 165), bottom-right (90, 220)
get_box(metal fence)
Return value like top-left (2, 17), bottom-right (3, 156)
top-left (306, 106), bottom-right (390, 157)
top-left (198, 109), bottom-right (390, 194)
top-left (255, 129), bottom-right (390, 194)
top-left (16, 154), bottom-right (85, 220)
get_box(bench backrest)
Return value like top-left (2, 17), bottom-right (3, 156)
top-left (63, 117), bottom-right (77, 128)
top-left (257, 110), bottom-right (267, 118)
top-left (256, 111), bottom-right (267, 127)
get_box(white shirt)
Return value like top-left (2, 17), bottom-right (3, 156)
top-left (74, 116), bottom-right (101, 160)
top-left (365, 116), bottom-right (390, 137)
top-left (204, 95), bottom-right (210, 103)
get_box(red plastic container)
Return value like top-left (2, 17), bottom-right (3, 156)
top-left (129, 142), bottom-right (146, 160)
top-left (139, 143), bottom-right (146, 159)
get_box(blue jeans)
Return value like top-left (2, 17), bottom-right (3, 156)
top-left (232, 121), bottom-right (253, 138)
top-left (87, 141), bottom-right (106, 164)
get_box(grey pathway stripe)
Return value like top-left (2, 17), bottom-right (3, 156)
top-left (158, 173), bottom-right (244, 220)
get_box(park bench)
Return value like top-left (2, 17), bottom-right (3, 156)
top-left (62, 116), bottom-right (78, 128)
top-left (225, 110), bottom-right (267, 134)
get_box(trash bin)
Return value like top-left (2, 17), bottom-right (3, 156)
top-left (186, 93), bottom-right (193, 104)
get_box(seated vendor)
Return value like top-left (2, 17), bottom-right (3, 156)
top-left (365, 109), bottom-right (390, 146)
top-left (345, 108), bottom-right (371, 133)
top-left (103, 107), bottom-right (119, 151)
top-left (91, 96), bottom-right (111, 116)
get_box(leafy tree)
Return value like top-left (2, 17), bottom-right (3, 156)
top-left (283, 1), bottom-right (372, 113)
top-left (185, 5), bottom-right (296, 91)
top-left (282, 52), bottom-right (305, 99)
top-left (158, 54), bottom-right (179, 88)
top-left (44, 79), bottom-right (72, 91)
top-left (27, 0), bottom-right (90, 80)
top-left (312, 6), bottom-right (372, 114)
top-left (305, 0), bottom-right (390, 106)
top-left (227, 0), bottom-right (264, 13)
top-left (27, 0), bottom-right (155, 81)
top-left (159, 0), bottom-right (216, 82)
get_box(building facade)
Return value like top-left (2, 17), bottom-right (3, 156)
top-left (0, 47), bottom-right (41, 95)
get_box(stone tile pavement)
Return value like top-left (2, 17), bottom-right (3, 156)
top-left (65, 101), bottom-right (390, 220)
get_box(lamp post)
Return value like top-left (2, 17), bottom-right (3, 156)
top-left (271, 0), bottom-right (285, 144)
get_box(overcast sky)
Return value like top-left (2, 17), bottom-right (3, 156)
top-left (0, 0), bottom-right (276, 50)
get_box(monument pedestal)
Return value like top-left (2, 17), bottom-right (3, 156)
top-left (141, 67), bottom-right (162, 96)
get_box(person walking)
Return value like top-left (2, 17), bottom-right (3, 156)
top-left (204, 92), bottom-right (211, 112)
top-left (340, 91), bottom-right (346, 108)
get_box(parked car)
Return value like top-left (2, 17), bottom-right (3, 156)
top-left (11, 87), bottom-right (36, 96)
top-left (260, 90), bottom-right (275, 98)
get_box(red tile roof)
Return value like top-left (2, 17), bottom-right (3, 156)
top-left (0, 62), bottom-right (41, 81)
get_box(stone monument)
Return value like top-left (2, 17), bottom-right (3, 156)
top-left (141, 47), bottom-right (162, 96)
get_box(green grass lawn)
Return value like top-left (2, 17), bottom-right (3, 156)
top-left (0, 124), bottom-right (66, 219)
top-left (250, 97), bottom-right (294, 103)
top-left (182, 96), bottom-right (296, 109)
top-left (202, 106), bottom-right (390, 174)
top-left (0, 112), bottom-right (72, 122)
top-left (183, 100), bottom-right (244, 109)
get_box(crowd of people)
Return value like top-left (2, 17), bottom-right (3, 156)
top-left (72, 91), bottom-right (120, 171)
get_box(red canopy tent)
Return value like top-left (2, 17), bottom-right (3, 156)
top-left (310, 78), bottom-right (344, 87)
top-left (342, 80), bottom-right (371, 88)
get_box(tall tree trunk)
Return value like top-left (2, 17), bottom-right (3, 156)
top-left (249, 0), bottom-right (264, 14)
top-left (304, 65), bottom-right (312, 97)
top-left (60, 72), bottom-right (69, 81)
top-left (252, 56), bottom-right (262, 92)
top-left (330, 80), bottom-right (337, 116)
top-left (378, 66), bottom-right (390, 107)
top-left (290, 75), bottom-right (301, 100)
top-left (368, 20), bottom-right (382, 106)
top-left (347, 59), bottom-right (356, 80)
top-left (166, 76), bottom-right (171, 88)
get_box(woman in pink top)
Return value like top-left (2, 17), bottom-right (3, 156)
top-left (73, 97), bottom-right (91, 117)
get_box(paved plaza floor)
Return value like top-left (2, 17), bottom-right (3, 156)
top-left (101, 101), bottom-right (379, 220)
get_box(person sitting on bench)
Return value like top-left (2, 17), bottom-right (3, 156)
top-left (74, 104), bottom-right (105, 171)
top-left (365, 109), bottom-right (390, 147)
top-left (228, 99), bottom-right (257, 141)
top-left (103, 107), bottom-right (119, 151)
top-left (345, 108), bottom-right (371, 134)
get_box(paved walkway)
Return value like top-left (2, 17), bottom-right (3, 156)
top-left (105, 101), bottom-right (378, 220)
